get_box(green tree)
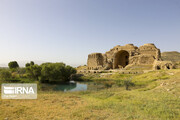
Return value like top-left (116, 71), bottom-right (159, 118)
top-left (25, 61), bottom-right (34, 67)
top-left (64, 65), bottom-right (77, 80)
top-left (8, 61), bottom-right (19, 70)
top-left (40, 63), bottom-right (76, 83)
top-left (25, 63), bottom-right (30, 67)
top-left (26, 64), bottom-right (41, 81)
top-left (30, 61), bottom-right (34, 66)
top-left (31, 65), bottom-right (41, 80)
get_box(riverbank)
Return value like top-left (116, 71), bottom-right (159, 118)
top-left (0, 69), bottom-right (180, 120)
top-left (79, 69), bottom-right (179, 90)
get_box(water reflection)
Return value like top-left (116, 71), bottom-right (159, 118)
top-left (40, 81), bottom-right (115, 92)
top-left (40, 82), bottom-right (77, 91)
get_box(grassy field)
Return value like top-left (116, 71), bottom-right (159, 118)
top-left (0, 69), bottom-right (180, 120)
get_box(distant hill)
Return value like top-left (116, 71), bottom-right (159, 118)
top-left (161, 51), bottom-right (180, 62)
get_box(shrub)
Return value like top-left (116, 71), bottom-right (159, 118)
top-left (116, 79), bottom-right (135, 90)
top-left (0, 69), bottom-right (12, 80)
top-left (11, 72), bottom-right (19, 79)
top-left (124, 80), bottom-right (135, 90)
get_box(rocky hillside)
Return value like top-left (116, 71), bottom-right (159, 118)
top-left (161, 51), bottom-right (180, 62)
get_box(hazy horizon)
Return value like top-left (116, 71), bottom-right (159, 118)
top-left (0, 0), bottom-right (180, 67)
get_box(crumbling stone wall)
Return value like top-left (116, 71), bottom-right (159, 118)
top-left (87, 43), bottom-right (168, 70)
top-left (87, 53), bottom-right (104, 70)
top-left (153, 60), bottom-right (174, 70)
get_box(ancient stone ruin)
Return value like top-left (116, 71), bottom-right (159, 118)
top-left (87, 43), bottom-right (173, 70)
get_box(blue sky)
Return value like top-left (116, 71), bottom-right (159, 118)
top-left (0, 0), bottom-right (180, 67)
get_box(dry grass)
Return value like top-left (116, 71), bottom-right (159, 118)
top-left (0, 92), bottom-right (88, 120)
top-left (1, 69), bottom-right (180, 120)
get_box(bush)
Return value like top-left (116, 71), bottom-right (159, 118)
top-left (116, 79), bottom-right (135, 90)
top-left (124, 80), bottom-right (135, 90)
top-left (70, 74), bottom-right (84, 81)
top-left (0, 69), bottom-right (12, 80)
top-left (11, 72), bottom-right (19, 79)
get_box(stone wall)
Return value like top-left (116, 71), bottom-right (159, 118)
top-left (87, 53), bottom-right (104, 70)
top-left (153, 60), bottom-right (174, 70)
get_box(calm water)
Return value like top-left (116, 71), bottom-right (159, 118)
top-left (40, 81), bottom-right (114, 92)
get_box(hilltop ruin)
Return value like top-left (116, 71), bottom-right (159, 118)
top-left (87, 43), bottom-right (173, 70)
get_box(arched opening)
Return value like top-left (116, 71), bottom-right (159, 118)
top-left (167, 65), bottom-right (170, 69)
top-left (157, 66), bottom-right (161, 70)
top-left (114, 50), bottom-right (129, 69)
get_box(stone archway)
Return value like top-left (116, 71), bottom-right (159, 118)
top-left (113, 50), bottom-right (129, 69)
